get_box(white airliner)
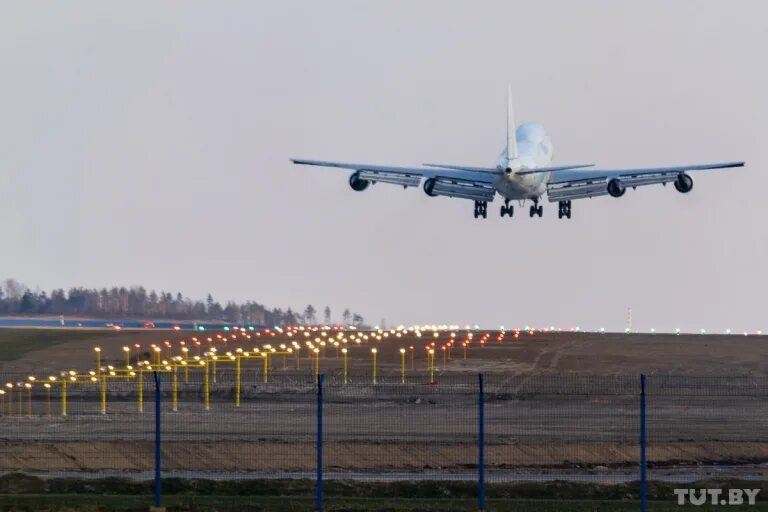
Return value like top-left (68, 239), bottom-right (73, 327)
top-left (292, 88), bottom-right (744, 219)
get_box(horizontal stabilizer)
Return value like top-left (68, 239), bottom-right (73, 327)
top-left (422, 163), bottom-right (501, 174)
top-left (517, 164), bottom-right (595, 175)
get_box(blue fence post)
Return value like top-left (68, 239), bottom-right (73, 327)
top-left (640, 373), bottom-right (647, 512)
top-left (478, 373), bottom-right (485, 512)
top-left (153, 371), bottom-right (162, 509)
top-left (316, 373), bottom-right (324, 512)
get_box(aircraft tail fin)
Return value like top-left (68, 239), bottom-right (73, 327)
top-left (506, 85), bottom-right (518, 161)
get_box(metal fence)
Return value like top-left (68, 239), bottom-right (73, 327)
top-left (0, 372), bottom-right (765, 510)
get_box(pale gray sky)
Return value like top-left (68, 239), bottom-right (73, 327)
top-left (1, 1), bottom-right (765, 331)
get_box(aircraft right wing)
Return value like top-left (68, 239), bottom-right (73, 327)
top-left (291, 159), bottom-right (499, 202)
top-left (546, 161), bottom-right (744, 202)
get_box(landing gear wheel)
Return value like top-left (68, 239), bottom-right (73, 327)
top-left (529, 205), bottom-right (536, 218)
top-left (474, 200), bottom-right (488, 219)
top-left (537, 205), bottom-right (543, 217)
top-left (557, 200), bottom-right (572, 220)
top-left (500, 202), bottom-right (514, 218)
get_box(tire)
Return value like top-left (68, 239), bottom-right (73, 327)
top-left (529, 206), bottom-right (535, 217)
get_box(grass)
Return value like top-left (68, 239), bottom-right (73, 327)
top-left (0, 329), bottom-right (122, 362)
top-left (0, 474), bottom-right (765, 511)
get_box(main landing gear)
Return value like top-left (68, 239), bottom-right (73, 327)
top-left (558, 200), bottom-right (572, 219)
top-left (500, 199), bottom-right (514, 218)
top-left (473, 200), bottom-right (488, 219)
top-left (528, 200), bottom-right (543, 218)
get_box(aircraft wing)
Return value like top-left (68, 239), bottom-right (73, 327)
top-left (546, 161), bottom-right (744, 202)
top-left (291, 159), bottom-right (498, 201)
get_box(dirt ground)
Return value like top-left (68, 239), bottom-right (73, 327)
top-left (0, 328), bottom-right (765, 477)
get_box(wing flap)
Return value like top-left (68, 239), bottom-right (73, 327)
top-left (429, 179), bottom-right (496, 202)
top-left (357, 170), bottom-right (421, 188)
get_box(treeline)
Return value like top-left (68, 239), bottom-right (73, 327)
top-left (0, 279), bottom-right (366, 327)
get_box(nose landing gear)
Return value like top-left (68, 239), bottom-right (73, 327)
top-left (500, 199), bottom-right (514, 218)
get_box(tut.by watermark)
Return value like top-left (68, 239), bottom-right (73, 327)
top-left (674, 488), bottom-right (760, 506)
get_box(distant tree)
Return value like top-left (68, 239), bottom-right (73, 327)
top-left (0, 278), bottom-right (374, 327)
top-left (323, 306), bottom-right (331, 325)
top-left (303, 304), bottom-right (317, 324)
top-left (19, 290), bottom-right (36, 314)
top-left (352, 312), bottom-right (364, 327)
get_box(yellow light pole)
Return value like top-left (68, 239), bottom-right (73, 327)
top-left (44, 383), bottom-right (51, 415)
top-left (341, 348), bottom-right (348, 385)
top-left (0, 389), bottom-right (4, 416)
top-left (294, 345), bottom-right (301, 369)
top-left (262, 352), bottom-right (269, 383)
top-left (313, 348), bottom-right (320, 378)
top-left (371, 348), bottom-right (377, 385)
top-left (153, 346), bottom-right (162, 365)
top-left (172, 364), bottom-right (178, 412)
top-left (61, 378), bottom-right (70, 416)
top-left (409, 346), bottom-right (415, 370)
top-left (94, 347), bottom-right (101, 371)
top-left (100, 373), bottom-right (107, 414)
top-left (235, 355), bottom-right (241, 407)
top-left (123, 346), bottom-right (130, 368)
top-left (462, 342), bottom-right (467, 360)
top-left (399, 348), bottom-right (406, 384)
top-left (428, 349), bottom-right (435, 384)
top-left (442, 346), bottom-right (447, 368)
top-left (134, 343), bottom-right (141, 363)
top-left (202, 360), bottom-right (210, 411)
top-left (138, 365), bottom-right (145, 413)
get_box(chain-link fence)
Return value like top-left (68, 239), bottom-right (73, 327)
top-left (0, 372), bottom-right (765, 510)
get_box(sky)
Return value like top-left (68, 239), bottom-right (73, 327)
top-left (1, 1), bottom-right (766, 332)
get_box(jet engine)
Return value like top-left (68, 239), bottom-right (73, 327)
top-left (423, 178), bottom-right (438, 197)
top-left (674, 173), bottom-right (693, 193)
top-left (607, 178), bottom-right (626, 198)
top-left (349, 172), bottom-right (370, 191)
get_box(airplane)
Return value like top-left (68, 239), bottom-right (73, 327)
top-left (291, 88), bottom-right (744, 220)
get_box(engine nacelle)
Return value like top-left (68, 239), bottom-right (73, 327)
top-left (423, 177), bottom-right (438, 197)
top-left (674, 173), bottom-right (693, 193)
top-left (349, 172), bottom-right (370, 192)
top-left (607, 178), bottom-right (626, 198)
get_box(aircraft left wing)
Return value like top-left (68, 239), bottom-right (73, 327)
top-left (546, 161), bottom-right (744, 202)
top-left (291, 159), bottom-right (499, 201)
